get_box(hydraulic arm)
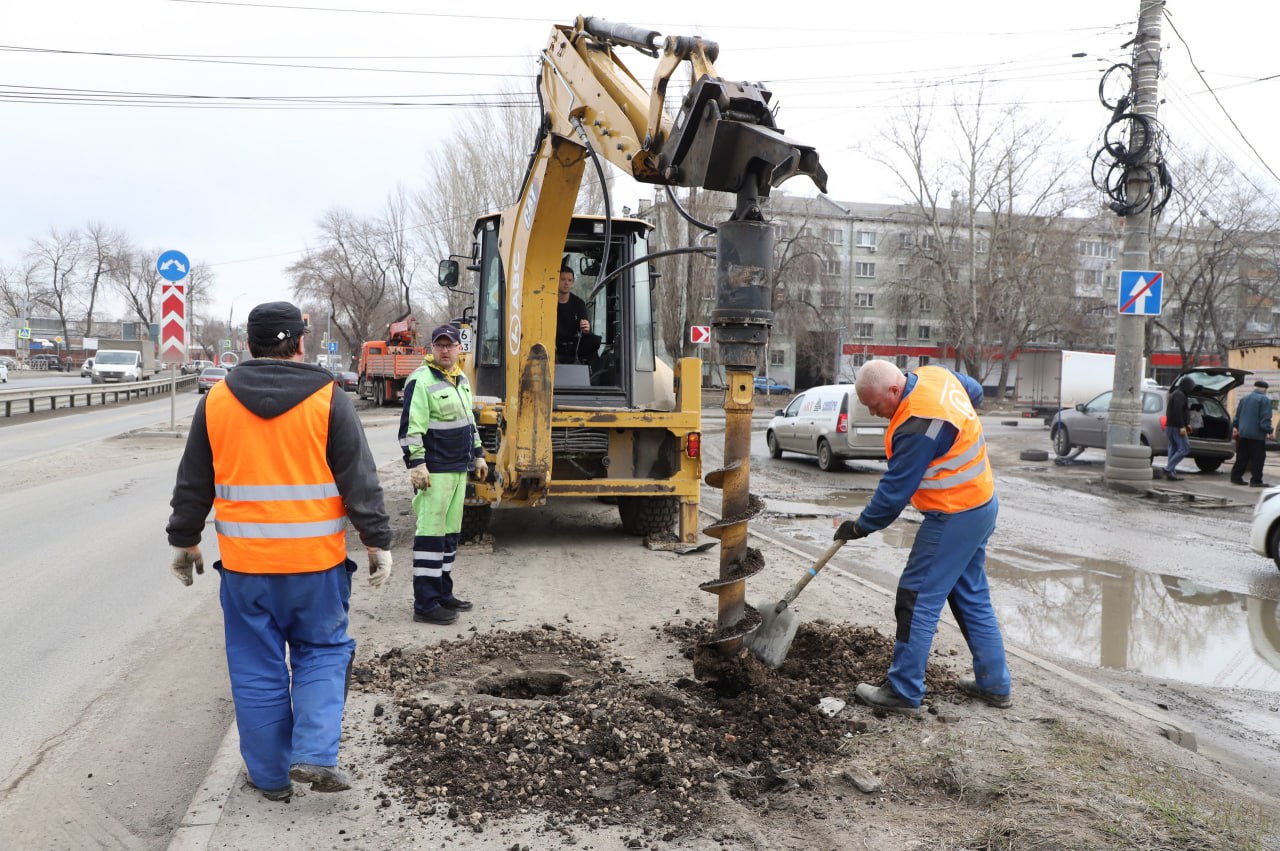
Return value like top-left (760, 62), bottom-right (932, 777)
top-left (500, 16), bottom-right (827, 655)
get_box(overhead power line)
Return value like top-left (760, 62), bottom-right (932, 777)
top-left (1162, 8), bottom-right (1280, 187)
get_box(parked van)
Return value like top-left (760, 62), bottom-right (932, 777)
top-left (765, 384), bottom-right (888, 471)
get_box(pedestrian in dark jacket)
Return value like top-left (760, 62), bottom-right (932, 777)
top-left (1231, 380), bottom-right (1274, 487)
top-left (166, 301), bottom-right (394, 802)
top-left (1163, 377), bottom-right (1193, 481)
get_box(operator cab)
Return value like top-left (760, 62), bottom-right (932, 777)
top-left (456, 214), bottom-right (660, 409)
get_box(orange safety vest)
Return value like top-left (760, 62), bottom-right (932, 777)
top-left (885, 365), bottom-right (994, 514)
top-left (205, 381), bottom-right (347, 573)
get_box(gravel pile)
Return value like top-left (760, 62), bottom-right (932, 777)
top-left (353, 620), bottom-right (958, 836)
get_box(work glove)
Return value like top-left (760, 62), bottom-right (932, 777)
top-left (1178, 427), bottom-right (1187, 436)
top-left (170, 546), bottom-right (205, 586)
top-left (474, 458), bottom-right (489, 481)
top-left (409, 466), bottom-right (430, 490)
top-left (832, 519), bottom-right (869, 542)
top-left (367, 548), bottom-right (393, 588)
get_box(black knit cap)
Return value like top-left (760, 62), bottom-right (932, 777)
top-left (247, 301), bottom-right (307, 346)
top-left (1256, 380), bottom-right (1270, 389)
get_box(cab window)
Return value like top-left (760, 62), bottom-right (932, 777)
top-left (1142, 392), bottom-right (1164, 414)
top-left (783, 394), bottom-right (806, 417)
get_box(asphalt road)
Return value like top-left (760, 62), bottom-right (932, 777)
top-left (0, 391), bottom-right (403, 848)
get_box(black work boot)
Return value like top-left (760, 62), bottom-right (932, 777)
top-left (413, 606), bottom-right (458, 625)
top-left (289, 763), bottom-right (352, 792)
top-left (853, 682), bottom-right (921, 716)
top-left (956, 677), bottom-right (1013, 709)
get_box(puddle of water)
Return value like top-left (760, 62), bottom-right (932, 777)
top-left (986, 554), bottom-right (1280, 693)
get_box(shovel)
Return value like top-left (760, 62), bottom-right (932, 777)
top-left (743, 539), bottom-right (847, 668)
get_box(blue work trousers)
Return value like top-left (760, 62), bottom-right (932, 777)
top-left (217, 560), bottom-right (357, 791)
top-left (1165, 427), bottom-right (1190, 473)
top-left (887, 496), bottom-right (1009, 705)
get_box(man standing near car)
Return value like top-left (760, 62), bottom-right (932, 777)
top-left (166, 301), bottom-right (394, 801)
top-left (834, 359), bottom-right (1011, 715)
top-left (1231, 380), bottom-right (1274, 487)
top-left (1163, 376), bottom-right (1193, 481)
top-left (400, 324), bottom-right (487, 625)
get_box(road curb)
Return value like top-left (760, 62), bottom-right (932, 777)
top-left (166, 721), bottom-right (241, 851)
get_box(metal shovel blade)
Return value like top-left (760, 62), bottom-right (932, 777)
top-left (742, 599), bottom-right (800, 669)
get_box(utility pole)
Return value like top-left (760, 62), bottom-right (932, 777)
top-left (1105, 0), bottom-right (1163, 489)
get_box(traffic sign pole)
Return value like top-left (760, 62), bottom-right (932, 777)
top-left (156, 250), bottom-right (191, 433)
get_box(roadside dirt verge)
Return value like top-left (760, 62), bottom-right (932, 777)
top-left (206, 470), bottom-right (1279, 851)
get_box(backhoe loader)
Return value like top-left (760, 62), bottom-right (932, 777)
top-left (438, 17), bottom-right (825, 653)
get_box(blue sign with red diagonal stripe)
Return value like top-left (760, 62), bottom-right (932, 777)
top-left (1118, 270), bottom-right (1163, 316)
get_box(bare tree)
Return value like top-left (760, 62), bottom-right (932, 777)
top-left (27, 227), bottom-right (84, 346)
top-left (1150, 151), bottom-right (1280, 364)
top-left (79, 222), bottom-right (124, 337)
top-left (864, 85), bottom-right (1089, 390)
top-left (648, 188), bottom-right (719, 362)
top-left (288, 209), bottom-right (405, 353)
top-left (414, 87), bottom-right (538, 312)
top-left (109, 248), bottom-right (166, 329)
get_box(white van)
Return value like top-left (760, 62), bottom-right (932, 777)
top-left (765, 384), bottom-right (888, 471)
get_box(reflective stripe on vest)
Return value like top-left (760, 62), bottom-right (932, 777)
top-left (205, 381), bottom-right (347, 573)
top-left (885, 366), bottom-right (995, 513)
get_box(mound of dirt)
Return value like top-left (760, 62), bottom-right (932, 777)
top-left (353, 620), bottom-right (960, 837)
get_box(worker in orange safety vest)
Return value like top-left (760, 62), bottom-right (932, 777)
top-left (166, 301), bottom-right (393, 801)
top-left (833, 359), bottom-right (1011, 715)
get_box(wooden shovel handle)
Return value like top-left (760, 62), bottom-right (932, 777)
top-left (777, 539), bottom-right (847, 611)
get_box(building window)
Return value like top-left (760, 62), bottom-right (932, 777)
top-left (920, 233), bottom-right (936, 250)
top-left (822, 228), bottom-right (843, 244)
top-left (895, 355), bottom-right (909, 368)
top-left (821, 289), bottom-right (841, 308)
top-left (918, 325), bottom-right (931, 340)
top-left (772, 224), bottom-right (786, 241)
top-left (856, 230), bottom-right (877, 248)
top-left (854, 292), bottom-right (874, 308)
top-left (855, 262), bottom-right (876, 278)
top-left (1105, 272), bottom-right (1118, 289)
top-left (899, 232), bottom-right (914, 249)
top-left (895, 323), bottom-right (908, 339)
top-left (849, 353), bottom-right (867, 367)
top-left (1078, 240), bottom-right (1113, 258)
top-left (949, 236), bottom-right (962, 251)
top-left (854, 322), bottom-right (874, 339)
top-left (976, 238), bottom-right (989, 254)
top-left (824, 257), bottom-right (842, 275)
top-left (769, 349), bottom-right (786, 366)
top-left (917, 295), bottom-right (931, 311)
top-left (919, 355), bottom-right (931, 366)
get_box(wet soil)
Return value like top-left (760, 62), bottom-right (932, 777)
top-left (354, 620), bottom-right (954, 837)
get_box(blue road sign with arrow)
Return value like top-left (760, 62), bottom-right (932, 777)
top-left (157, 250), bottom-right (190, 282)
top-left (1118, 270), bottom-right (1163, 316)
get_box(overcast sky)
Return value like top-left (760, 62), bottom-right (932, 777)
top-left (4, 1), bottom-right (1278, 327)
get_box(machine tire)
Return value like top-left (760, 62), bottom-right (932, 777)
top-left (460, 504), bottom-right (491, 543)
top-left (816, 439), bottom-right (843, 472)
top-left (1052, 426), bottom-right (1073, 457)
top-left (1112, 444), bottom-right (1152, 460)
top-left (617, 496), bottom-right (679, 537)
top-left (374, 379), bottom-right (386, 407)
top-left (766, 430), bottom-right (783, 459)
top-left (1194, 457), bottom-right (1223, 473)
top-left (1019, 449), bottom-right (1049, 462)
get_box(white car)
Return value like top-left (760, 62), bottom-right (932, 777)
top-left (765, 383), bottom-right (888, 471)
top-left (1249, 487), bottom-right (1280, 570)
top-left (0, 361), bottom-right (7, 382)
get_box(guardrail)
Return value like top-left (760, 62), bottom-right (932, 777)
top-left (0, 374), bottom-right (199, 418)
